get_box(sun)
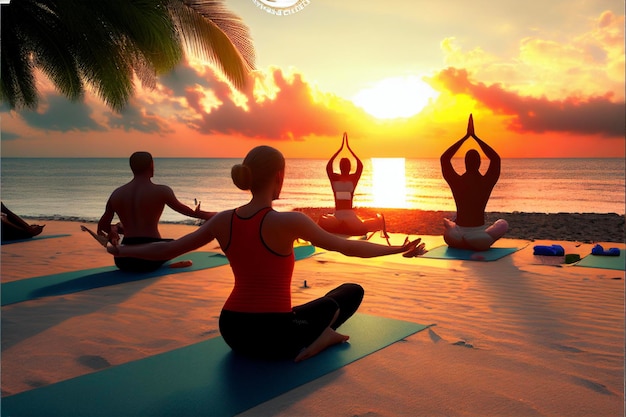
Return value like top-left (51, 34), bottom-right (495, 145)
top-left (352, 76), bottom-right (439, 119)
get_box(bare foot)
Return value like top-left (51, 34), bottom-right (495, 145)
top-left (30, 224), bottom-right (45, 237)
top-left (294, 327), bottom-right (349, 362)
top-left (169, 260), bottom-right (193, 268)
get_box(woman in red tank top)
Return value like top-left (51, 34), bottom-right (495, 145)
top-left (109, 146), bottom-right (426, 362)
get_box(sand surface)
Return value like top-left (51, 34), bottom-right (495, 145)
top-left (294, 208), bottom-right (626, 244)
top-left (1, 216), bottom-right (624, 417)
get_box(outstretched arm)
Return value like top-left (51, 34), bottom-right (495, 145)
top-left (283, 212), bottom-right (425, 258)
top-left (108, 214), bottom-right (218, 260)
top-left (163, 186), bottom-right (216, 220)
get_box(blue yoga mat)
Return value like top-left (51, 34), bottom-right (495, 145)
top-left (1, 313), bottom-right (431, 417)
top-left (421, 245), bottom-right (520, 261)
top-left (1, 233), bottom-right (71, 245)
top-left (575, 251), bottom-right (625, 271)
top-left (1, 246), bottom-right (316, 306)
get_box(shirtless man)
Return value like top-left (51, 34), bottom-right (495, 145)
top-left (94, 151), bottom-right (215, 271)
top-left (317, 133), bottom-right (387, 241)
top-left (440, 115), bottom-right (508, 251)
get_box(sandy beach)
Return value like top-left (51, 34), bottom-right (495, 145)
top-left (294, 208), bottom-right (626, 244)
top-left (1, 211), bottom-right (624, 416)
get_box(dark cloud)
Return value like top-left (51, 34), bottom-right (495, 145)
top-left (1, 131), bottom-right (20, 141)
top-left (159, 63), bottom-right (216, 96)
top-left (14, 94), bottom-right (107, 133)
top-left (4, 87), bottom-right (173, 135)
top-left (105, 102), bottom-right (173, 134)
top-left (185, 67), bottom-right (358, 140)
top-left (430, 67), bottom-right (626, 137)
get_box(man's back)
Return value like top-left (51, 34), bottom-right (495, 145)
top-left (97, 151), bottom-right (215, 245)
top-left (446, 170), bottom-right (497, 227)
top-left (107, 178), bottom-right (172, 239)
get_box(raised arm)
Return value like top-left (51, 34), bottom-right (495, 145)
top-left (326, 133), bottom-right (346, 178)
top-left (472, 134), bottom-right (501, 179)
top-left (466, 113), bottom-right (501, 180)
top-left (440, 134), bottom-right (469, 180)
top-left (345, 133), bottom-right (363, 180)
top-left (441, 114), bottom-right (473, 180)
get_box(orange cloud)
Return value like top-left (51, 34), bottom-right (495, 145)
top-left (440, 11), bottom-right (625, 102)
top-left (2, 44), bottom-right (623, 159)
top-left (179, 66), bottom-right (361, 141)
top-left (429, 67), bottom-right (626, 137)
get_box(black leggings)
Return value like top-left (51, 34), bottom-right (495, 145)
top-left (115, 237), bottom-right (173, 272)
top-left (219, 283), bottom-right (364, 360)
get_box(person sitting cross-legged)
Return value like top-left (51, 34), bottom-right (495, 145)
top-left (440, 115), bottom-right (508, 251)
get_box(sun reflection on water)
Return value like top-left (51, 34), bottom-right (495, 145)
top-left (371, 158), bottom-right (407, 208)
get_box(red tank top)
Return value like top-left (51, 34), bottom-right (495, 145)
top-left (223, 207), bottom-right (294, 313)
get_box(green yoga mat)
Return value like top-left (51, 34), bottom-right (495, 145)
top-left (1, 313), bottom-right (431, 417)
top-left (1, 245), bottom-right (316, 306)
top-left (1, 233), bottom-right (71, 245)
top-left (575, 251), bottom-right (625, 271)
top-left (421, 245), bottom-right (520, 261)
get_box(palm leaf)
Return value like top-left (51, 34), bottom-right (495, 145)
top-left (170, 0), bottom-right (255, 89)
top-left (0, 0), bottom-right (255, 111)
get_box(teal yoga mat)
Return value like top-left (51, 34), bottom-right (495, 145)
top-left (421, 245), bottom-right (520, 261)
top-left (1, 245), bottom-right (316, 306)
top-left (1, 233), bottom-right (71, 245)
top-left (1, 251), bottom-right (228, 306)
top-left (1, 313), bottom-right (431, 417)
top-left (575, 251), bottom-right (625, 271)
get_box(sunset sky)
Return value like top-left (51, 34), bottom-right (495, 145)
top-left (1, 0), bottom-right (624, 159)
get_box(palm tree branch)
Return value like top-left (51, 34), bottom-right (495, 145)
top-left (170, 0), bottom-right (255, 89)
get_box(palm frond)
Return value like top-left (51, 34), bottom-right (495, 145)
top-left (1, 5), bottom-right (39, 109)
top-left (1, 0), bottom-right (255, 111)
top-left (170, 0), bottom-right (255, 89)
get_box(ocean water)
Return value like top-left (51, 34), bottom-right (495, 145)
top-left (1, 158), bottom-right (624, 224)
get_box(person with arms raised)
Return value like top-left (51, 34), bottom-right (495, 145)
top-left (440, 115), bottom-right (508, 251)
top-left (318, 132), bottom-right (389, 242)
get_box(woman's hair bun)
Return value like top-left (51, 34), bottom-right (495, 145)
top-left (231, 164), bottom-right (252, 190)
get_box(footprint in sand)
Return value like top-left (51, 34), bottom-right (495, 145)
top-left (428, 328), bottom-right (443, 343)
top-left (24, 379), bottom-right (48, 389)
top-left (552, 343), bottom-right (584, 353)
top-left (571, 376), bottom-right (614, 395)
top-left (77, 355), bottom-right (111, 370)
top-left (452, 340), bottom-right (475, 349)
